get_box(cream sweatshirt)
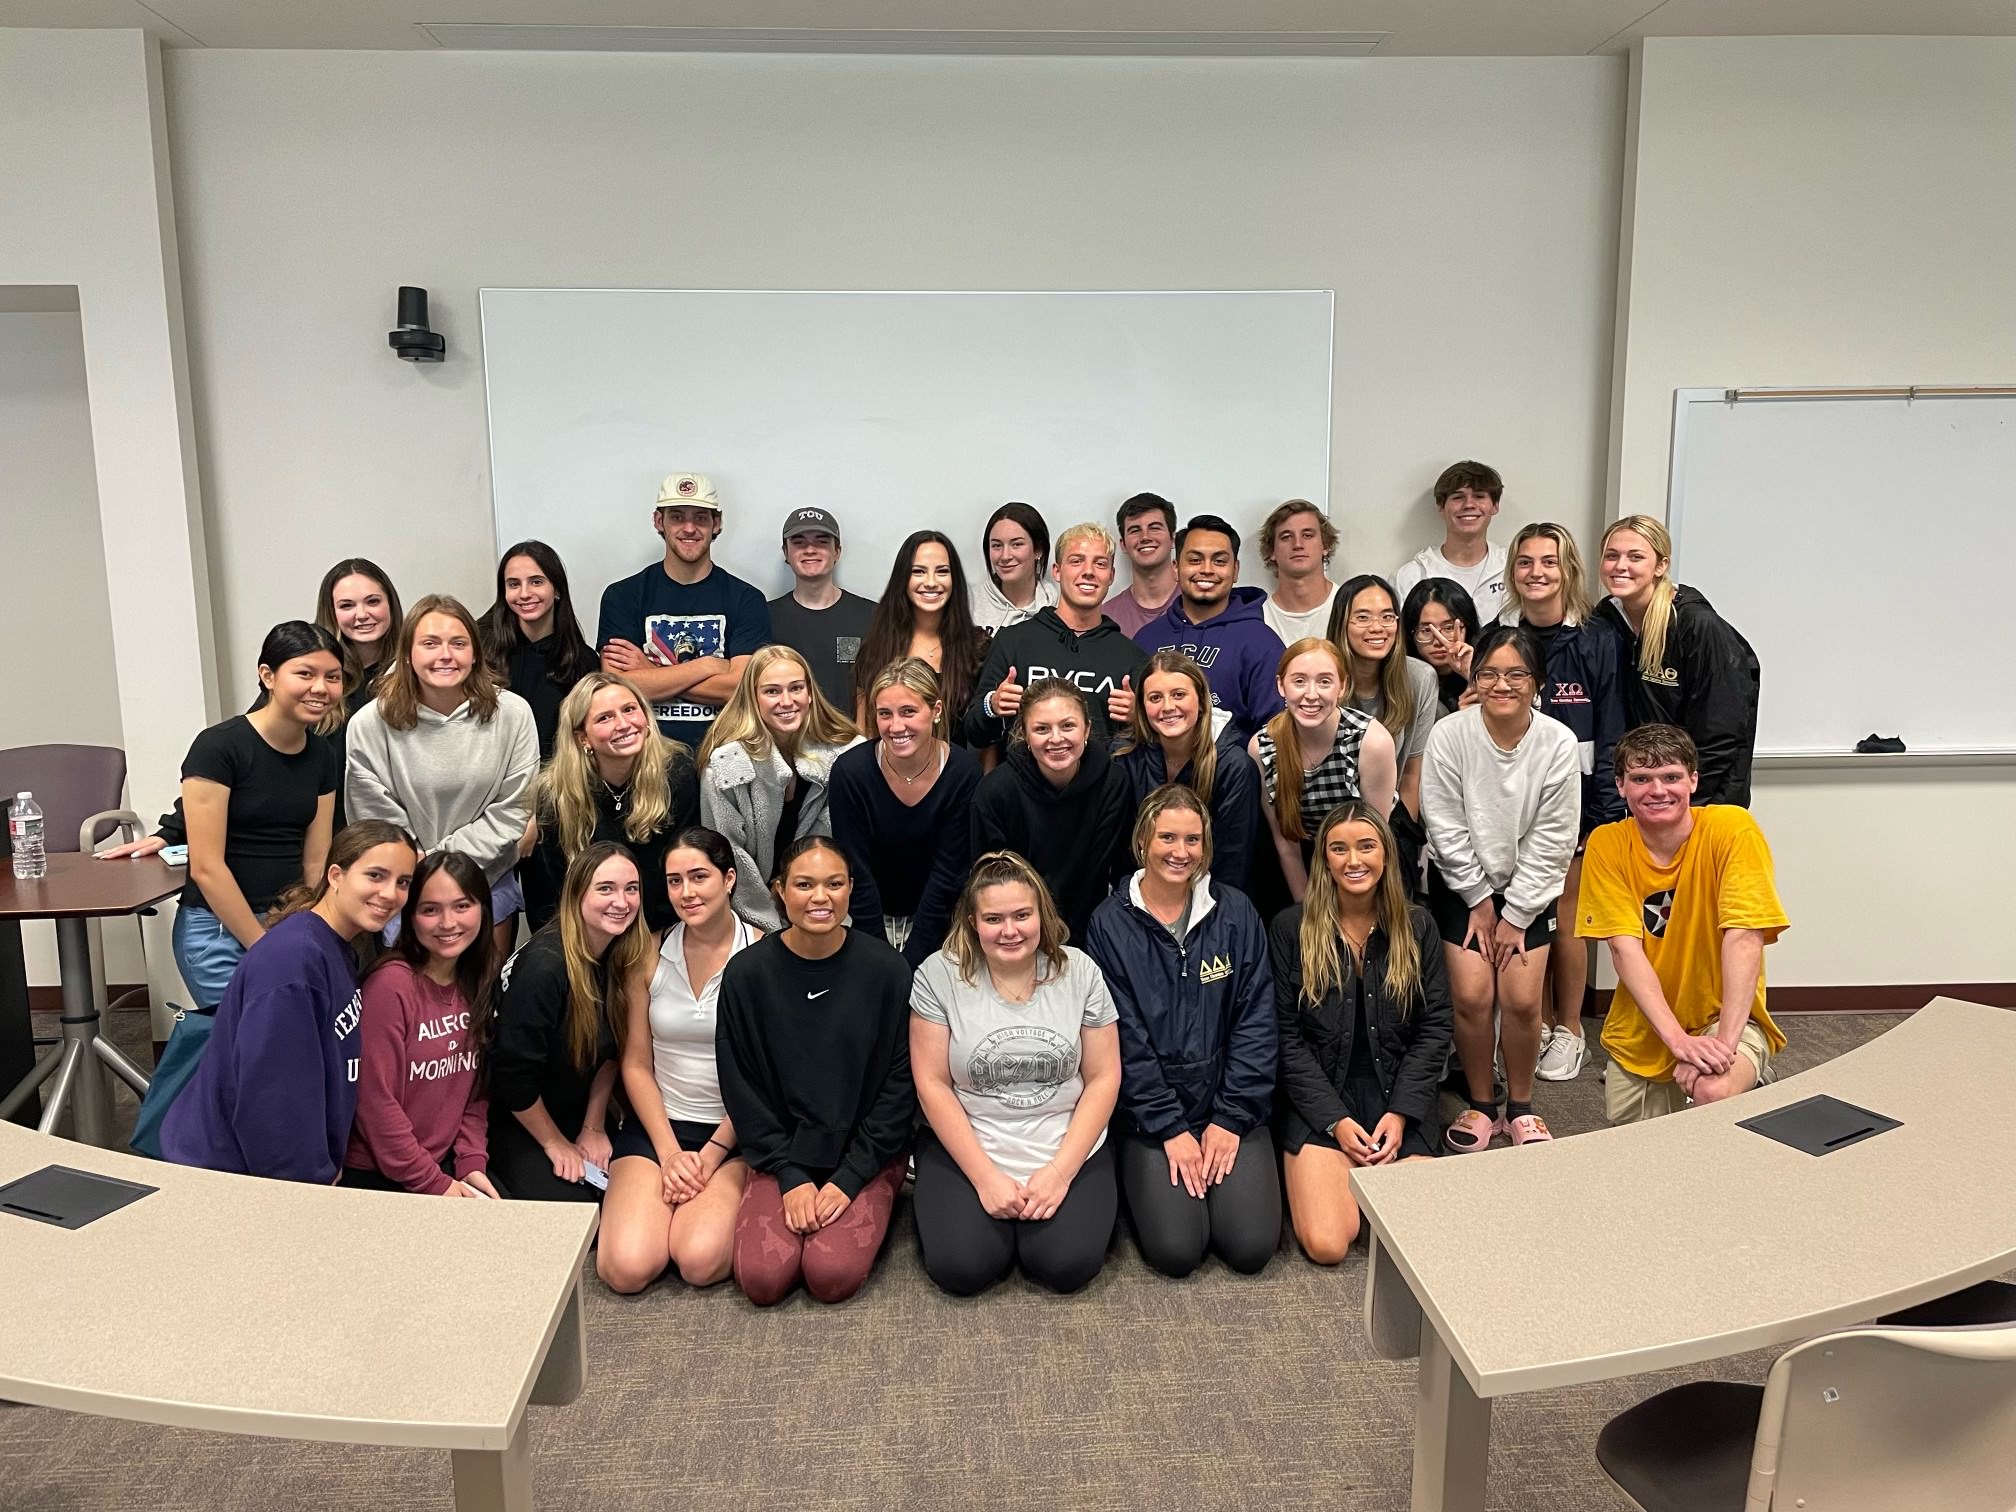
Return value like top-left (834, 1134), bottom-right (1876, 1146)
top-left (1420, 704), bottom-right (1580, 929)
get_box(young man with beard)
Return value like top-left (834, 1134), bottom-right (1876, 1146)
top-left (597, 473), bottom-right (772, 752)
top-left (1260, 499), bottom-right (1341, 647)
top-left (1103, 492), bottom-right (1180, 639)
top-left (1134, 515), bottom-right (1286, 744)
top-left (1577, 725), bottom-right (1788, 1123)
top-left (964, 522), bottom-right (1149, 749)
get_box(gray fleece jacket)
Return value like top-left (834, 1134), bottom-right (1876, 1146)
top-left (344, 691), bottom-right (539, 885)
top-left (699, 735), bottom-right (862, 929)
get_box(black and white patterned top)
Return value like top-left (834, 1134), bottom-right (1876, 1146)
top-left (1255, 706), bottom-right (1378, 843)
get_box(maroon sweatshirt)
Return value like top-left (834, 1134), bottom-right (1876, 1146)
top-left (344, 960), bottom-right (488, 1194)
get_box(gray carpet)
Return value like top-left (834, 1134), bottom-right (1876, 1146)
top-left (0, 1008), bottom-right (1953, 1510)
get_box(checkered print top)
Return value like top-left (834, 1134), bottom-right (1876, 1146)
top-left (1254, 705), bottom-right (1378, 837)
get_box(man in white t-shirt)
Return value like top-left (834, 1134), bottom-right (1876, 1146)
top-left (1259, 498), bottom-right (1341, 646)
top-left (1392, 460), bottom-right (1510, 622)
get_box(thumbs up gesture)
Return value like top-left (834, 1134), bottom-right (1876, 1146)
top-left (1107, 673), bottom-right (1136, 728)
top-left (991, 665), bottom-right (1024, 721)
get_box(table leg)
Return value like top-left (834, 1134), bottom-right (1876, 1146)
top-left (56, 919), bottom-right (112, 1146)
top-left (1413, 1319), bottom-right (1491, 1512)
top-left (0, 918), bottom-right (38, 1128)
top-left (529, 1281), bottom-right (585, 1407)
top-left (1366, 1231), bottom-right (1425, 1361)
top-left (451, 1424), bottom-right (531, 1512)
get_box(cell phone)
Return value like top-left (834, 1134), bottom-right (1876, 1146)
top-left (582, 1161), bottom-right (609, 1191)
top-left (161, 844), bottom-right (189, 866)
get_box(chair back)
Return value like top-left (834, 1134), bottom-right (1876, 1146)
top-left (0, 745), bottom-right (129, 852)
top-left (1751, 1322), bottom-right (2016, 1510)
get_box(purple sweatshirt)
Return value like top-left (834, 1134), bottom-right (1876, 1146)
top-left (161, 910), bottom-right (363, 1184)
top-left (1133, 586), bottom-right (1288, 744)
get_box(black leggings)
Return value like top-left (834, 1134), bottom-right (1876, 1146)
top-left (912, 1130), bottom-right (1117, 1297)
top-left (487, 1116), bottom-right (604, 1205)
top-left (1118, 1126), bottom-right (1281, 1278)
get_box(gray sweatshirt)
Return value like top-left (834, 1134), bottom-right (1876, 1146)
top-left (1420, 705), bottom-right (1580, 929)
top-left (699, 735), bottom-right (862, 930)
top-left (344, 691), bottom-right (539, 885)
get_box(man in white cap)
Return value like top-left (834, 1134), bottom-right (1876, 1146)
top-left (597, 472), bottom-right (772, 749)
top-left (766, 506), bottom-right (876, 714)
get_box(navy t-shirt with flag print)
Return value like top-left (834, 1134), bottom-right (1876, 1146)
top-left (597, 562), bottom-right (772, 751)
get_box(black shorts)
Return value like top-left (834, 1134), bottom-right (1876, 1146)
top-left (1426, 870), bottom-right (1557, 953)
top-left (1297, 1117), bottom-right (1439, 1162)
top-left (611, 1114), bottom-right (734, 1164)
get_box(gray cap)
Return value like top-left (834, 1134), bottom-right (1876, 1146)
top-left (780, 507), bottom-right (841, 545)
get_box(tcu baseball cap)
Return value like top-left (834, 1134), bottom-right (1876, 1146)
top-left (656, 473), bottom-right (720, 509)
top-left (780, 507), bottom-right (842, 545)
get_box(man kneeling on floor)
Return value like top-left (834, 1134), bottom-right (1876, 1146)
top-left (1577, 724), bottom-right (1788, 1122)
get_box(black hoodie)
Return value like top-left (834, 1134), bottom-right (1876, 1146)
top-left (969, 741), bottom-right (1137, 942)
top-left (1594, 584), bottom-right (1761, 807)
top-left (960, 606), bottom-right (1150, 749)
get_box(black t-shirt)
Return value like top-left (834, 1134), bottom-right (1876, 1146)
top-left (504, 635), bottom-right (577, 759)
top-left (488, 925), bottom-right (616, 1137)
top-left (766, 590), bottom-right (876, 711)
top-left (177, 716), bottom-right (340, 915)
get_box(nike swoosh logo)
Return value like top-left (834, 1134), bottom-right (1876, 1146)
top-left (807, 989), bottom-right (830, 1000)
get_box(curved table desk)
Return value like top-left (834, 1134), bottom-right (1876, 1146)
top-left (0, 1122), bottom-right (597, 1510)
top-left (1352, 996), bottom-right (2016, 1512)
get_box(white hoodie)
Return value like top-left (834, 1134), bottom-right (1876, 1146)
top-left (969, 573), bottom-right (1059, 635)
top-left (1420, 704), bottom-right (1579, 929)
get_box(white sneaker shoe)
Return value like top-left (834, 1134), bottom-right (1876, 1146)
top-left (1535, 1028), bottom-right (1587, 1082)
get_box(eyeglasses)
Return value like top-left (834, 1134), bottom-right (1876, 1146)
top-left (1348, 611), bottom-right (1399, 628)
top-left (1474, 669), bottom-right (1534, 688)
top-left (1412, 623), bottom-right (1461, 646)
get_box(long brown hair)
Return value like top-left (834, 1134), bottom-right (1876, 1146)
top-left (696, 644), bottom-right (857, 769)
top-left (1327, 575), bottom-right (1416, 740)
top-left (536, 672), bottom-right (688, 852)
top-left (1297, 801), bottom-right (1421, 1014)
top-left (365, 850), bottom-right (498, 1067)
top-left (1260, 637), bottom-right (1349, 842)
top-left (553, 841), bottom-right (653, 1073)
top-left (942, 850), bottom-right (1072, 981)
top-left (1603, 514), bottom-right (1677, 678)
top-left (1115, 650), bottom-right (1219, 803)
top-left (266, 819), bottom-right (417, 924)
top-left (314, 558), bottom-right (404, 720)
top-left (852, 530), bottom-right (988, 719)
top-left (374, 594), bottom-right (503, 731)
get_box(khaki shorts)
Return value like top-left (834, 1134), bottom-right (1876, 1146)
top-left (1605, 1019), bottom-right (1776, 1124)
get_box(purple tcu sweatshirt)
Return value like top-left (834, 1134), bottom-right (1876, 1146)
top-left (161, 909), bottom-right (364, 1184)
top-left (1133, 586), bottom-right (1288, 744)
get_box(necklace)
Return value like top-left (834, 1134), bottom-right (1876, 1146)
top-left (881, 740), bottom-right (938, 788)
top-left (1338, 918), bottom-right (1374, 955)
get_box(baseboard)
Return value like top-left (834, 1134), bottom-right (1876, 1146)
top-left (27, 983), bottom-right (152, 1013)
top-left (1590, 983), bottom-right (2016, 1016)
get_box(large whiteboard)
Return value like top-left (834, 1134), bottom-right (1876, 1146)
top-left (480, 289), bottom-right (1333, 619)
top-left (1669, 389), bottom-right (2016, 756)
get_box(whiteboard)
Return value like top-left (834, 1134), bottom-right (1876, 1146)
top-left (1669, 389), bottom-right (2016, 756)
top-left (480, 289), bottom-right (1333, 623)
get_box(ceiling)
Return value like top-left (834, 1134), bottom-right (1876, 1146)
top-left (4, 0), bottom-right (2012, 55)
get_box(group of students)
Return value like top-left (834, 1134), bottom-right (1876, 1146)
top-left (116, 457), bottom-right (1787, 1303)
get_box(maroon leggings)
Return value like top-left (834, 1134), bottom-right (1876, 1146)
top-left (733, 1158), bottom-right (907, 1306)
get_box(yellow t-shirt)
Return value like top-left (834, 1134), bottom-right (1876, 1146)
top-left (1578, 805), bottom-right (1789, 1081)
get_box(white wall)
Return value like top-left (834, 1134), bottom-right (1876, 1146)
top-left (1610, 36), bottom-right (2016, 986)
top-left (160, 49), bottom-right (1626, 710)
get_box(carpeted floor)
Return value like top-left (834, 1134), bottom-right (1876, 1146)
top-left (0, 1007), bottom-right (1956, 1511)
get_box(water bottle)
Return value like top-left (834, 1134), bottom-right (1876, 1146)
top-left (10, 792), bottom-right (45, 881)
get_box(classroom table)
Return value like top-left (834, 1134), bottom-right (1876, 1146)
top-left (0, 854), bottom-right (182, 1144)
top-left (1351, 997), bottom-right (2016, 1512)
top-left (0, 1120), bottom-right (597, 1511)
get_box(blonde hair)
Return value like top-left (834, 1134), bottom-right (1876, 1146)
top-left (866, 657), bottom-right (947, 742)
top-left (1054, 521), bottom-right (1116, 558)
top-left (1259, 499), bottom-right (1338, 570)
top-left (1297, 801), bottom-right (1421, 1014)
top-left (943, 851), bottom-right (1072, 982)
top-left (697, 644), bottom-right (857, 768)
top-left (1131, 784), bottom-right (1213, 880)
top-left (554, 842), bottom-right (654, 1073)
top-left (1115, 651), bottom-right (1219, 803)
top-left (535, 672), bottom-right (688, 853)
top-left (1261, 637), bottom-right (1349, 843)
top-left (1602, 515), bottom-right (1677, 679)
top-left (1509, 522), bottom-right (1594, 625)
top-left (374, 594), bottom-right (502, 732)
top-left (1327, 577), bottom-right (1415, 740)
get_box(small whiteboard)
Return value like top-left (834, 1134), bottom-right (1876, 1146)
top-left (1669, 389), bottom-right (2016, 757)
top-left (480, 289), bottom-right (1333, 615)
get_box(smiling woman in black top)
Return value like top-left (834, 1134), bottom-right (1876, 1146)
top-left (489, 842), bottom-right (652, 1202)
top-left (716, 836), bottom-right (914, 1306)
top-left (479, 539), bottom-right (596, 760)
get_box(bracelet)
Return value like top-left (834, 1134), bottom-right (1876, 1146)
top-left (705, 1138), bottom-right (731, 1154)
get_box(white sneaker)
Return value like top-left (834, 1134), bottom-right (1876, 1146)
top-left (1535, 1028), bottom-right (1586, 1082)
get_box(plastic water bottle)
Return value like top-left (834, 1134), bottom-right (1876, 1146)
top-left (9, 792), bottom-right (45, 881)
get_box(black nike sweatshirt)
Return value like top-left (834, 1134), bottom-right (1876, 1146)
top-left (969, 741), bottom-right (1137, 943)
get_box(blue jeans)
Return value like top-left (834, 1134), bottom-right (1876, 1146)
top-left (171, 904), bottom-right (247, 1009)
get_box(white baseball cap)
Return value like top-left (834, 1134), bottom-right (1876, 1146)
top-left (656, 473), bottom-right (721, 510)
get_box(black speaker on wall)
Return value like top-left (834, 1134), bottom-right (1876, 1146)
top-left (388, 286), bottom-right (446, 362)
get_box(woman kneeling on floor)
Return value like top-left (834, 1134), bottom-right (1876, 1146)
top-left (1271, 802), bottom-right (1452, 1262)
top-left (910, 851), bottom-right (1122, 1296)
top-left (716, 837), bottom-right (914, 1305)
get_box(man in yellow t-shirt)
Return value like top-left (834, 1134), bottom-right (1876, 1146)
top-left (1577, 724), bottom-right (1788, 1123)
